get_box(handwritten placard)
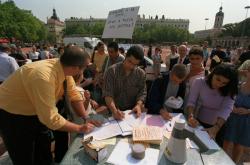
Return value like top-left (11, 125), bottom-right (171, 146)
top-left (102, 6), bottom-right (139, 39)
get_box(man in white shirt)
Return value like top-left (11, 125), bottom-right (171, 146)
top-left (0, 44), bottom-right (19, 84)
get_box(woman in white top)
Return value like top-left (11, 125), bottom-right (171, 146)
top-left (29, 45), bottom-right (39, 61)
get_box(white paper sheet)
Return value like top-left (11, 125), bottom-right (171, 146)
top-left (107, 141), bottom-right (159, 165)
top-left (84, 120), bottom-right (122, 140)
top-left (194, 130), bottom-right (220, 151)
top-left (84, 110), bottom-right (146, 140)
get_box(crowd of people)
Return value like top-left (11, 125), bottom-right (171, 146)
top-left (0, 40), bottom-right (250, 164)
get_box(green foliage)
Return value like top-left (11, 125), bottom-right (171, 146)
top-left (65, 20), bottom-right (191, 43)
top-left (65, 21), bottom-right (105, 36)
top-left (0, 1), bottom-right (48, 42)
top-left (133, 24), bottom-right (190, 44)
top-left (222, 18), bottom-right (250, 37)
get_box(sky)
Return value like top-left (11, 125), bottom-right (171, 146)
top-left (11, 0), bottom-right (250, 33)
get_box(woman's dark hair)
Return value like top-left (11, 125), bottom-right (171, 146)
top-left (126, 45), bottom-right (144, 62)
top-left (60, 46), bottom-right (88, 68)
top-left (206, 63), bottom-right (238, 98)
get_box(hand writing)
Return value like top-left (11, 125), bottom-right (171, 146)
top-left (188, 115), bottom-right (199, 128)
top-left (86, 119), bottom-right (102, 127)
top-left (113, 109), bottom-right (125, 120)
top-left (160, 109), bottom-right (172, 120)
top-left (130, 104), bottom-right (142, 118)
top-left (91, 100), bottom-right (99, 109)
top-left (79, 123), bottom-right (95, 133)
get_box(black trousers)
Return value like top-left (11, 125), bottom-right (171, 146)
top-left (53, 99), bottom-right (68, 163)
top-left (53, 130), bottom-right (68, 163)
top-left (0, 109), bottom-right (52, 165)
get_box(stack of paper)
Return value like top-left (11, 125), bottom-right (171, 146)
top-left (143, 113), bottom-right (185, 131)
top-left (84, 110), bottom-right (146, 140)
top-left (194, 130), bottom-right (220, 151)
top-left (132, 126), bottom-right (163, 144)
top-left (107, 141), bottom-right (159, 165)
top-left (84, 120), bottom-right (122, 140)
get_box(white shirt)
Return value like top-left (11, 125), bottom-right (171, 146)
top-left (29, 51), bottom-right (39, 60)
top-left (0, 52), bottom-right (19, 81)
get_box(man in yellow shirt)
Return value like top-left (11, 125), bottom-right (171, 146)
top-left (0, 46), bottom-right (97, 165)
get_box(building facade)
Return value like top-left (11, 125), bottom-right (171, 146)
top-left (212, 36), bottom-right (250, 48)
top-left (46, 9), bottom-right (65, 43)
top-left (65, 15), bottom-right (189, 31)
top-left (194, 6), bottom-right (224, 39)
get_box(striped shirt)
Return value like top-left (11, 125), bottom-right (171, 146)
top-left (103, 62), bottom-right (146, 110)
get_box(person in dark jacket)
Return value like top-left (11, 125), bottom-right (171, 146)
top-left (169, 45), bottom-right (190, 70)
top-left (146, 64), bottom-right (188, 120)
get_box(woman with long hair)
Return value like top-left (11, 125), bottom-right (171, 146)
top-left (186, 63), bottom-right (238, 146)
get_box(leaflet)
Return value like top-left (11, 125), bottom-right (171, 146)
top-left (84, 110), bottom-right (145, 140)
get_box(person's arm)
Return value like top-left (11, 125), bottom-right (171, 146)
top-left (205, 117), bottom-right (225, 139)
top-left (132, 72), bottom-right (147, 117)
top-left (9, 57), bottom-right (19, 73)
top-left (83, 90), bottom-right (91, 110)
top-left (105, 96), bottom-right (124, 120)
top-left (71, 101), bottom-right (88, 119)
top-left (80, 78), bottom-right (93, 88)
top-left (217, 96), bottom-right (235, 122)
top-left (186, 78), bottom-right (203, 127)
top-left (58, 120), bottom-right (94, 134)
top-left (26, 76), bottom-right (69, 130)
top-left (136, 71), bottom-right (147, 103)
top-left (186, 106), bottom-right (199, 127)
top-left (103, 67), bottom-right (124, 120)
top-left (160, 108), bottom-right (172, 120)
top-left (232, 106), bottom-right (250, 115)
top-left (131, 100), bottom-right (143, 118)
top-left (66, 76), bottom-right (89, 117)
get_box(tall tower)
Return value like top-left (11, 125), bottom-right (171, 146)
top-left (213, 6), bottom-right (224, 29)
top-left (46, 8), bottom-right (64, 43)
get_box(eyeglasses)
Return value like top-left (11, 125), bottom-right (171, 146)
top-left (126, 58), bottom-right (140, 67)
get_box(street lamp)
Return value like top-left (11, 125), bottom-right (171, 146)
top-left (245, 6), bottom-right (250, 19)
top-left (241, 6), bottom-right (250, 37)
top-left (205, 18), bottom-right (209, 30)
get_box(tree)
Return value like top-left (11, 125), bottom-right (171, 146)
top-left (221, 18), bottom-right (250, 37)
top-left (133, 23), bottom-right (191, 44)
top-left (65, 21), bottom-right (104, 37)
top-left (0, 1), bottom-right (48, 42)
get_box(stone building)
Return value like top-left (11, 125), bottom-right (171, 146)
top-left (211, 36), bottom-right (250, 48)
top-left (136, 14), bottom-right (189, 30)
top-left (65, 14), bottom-right (189, 31)
top-left (194, 6), bottom-right (224, 39)
top-left (46, 9), bottom-right (65, 43)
